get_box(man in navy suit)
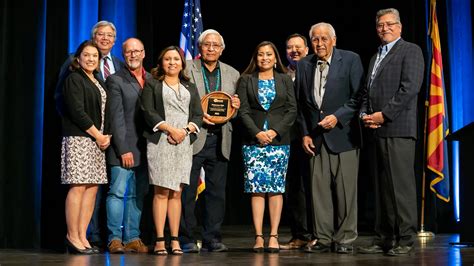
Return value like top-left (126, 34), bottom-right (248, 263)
top-left (296, 22), bottom-right (364, 254)
top-left (55, 20), bottom-right (124, 248)
top-left (105, 38), bottom-right (150, 254)
top-left (358, 8), bottom-right (424, 256)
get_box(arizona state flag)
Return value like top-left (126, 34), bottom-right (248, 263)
top-left (426, 0), bottom-right (450, 202)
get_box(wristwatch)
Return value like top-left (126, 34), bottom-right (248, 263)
top-left (184, 126), bottom-right (191, 136)
top-left (359, 112), bottom-right (367, 120)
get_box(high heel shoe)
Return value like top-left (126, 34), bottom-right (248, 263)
top-left (253, 235), bottom-right (264, 253)
top-left (153, 237), bottom-right (168, 256)
top-left (170, 236), bottom-right (183, 255)
top-left (267, 235), bottom-right (280, 253)
top-left (65, 238), bottom-right (94, 255)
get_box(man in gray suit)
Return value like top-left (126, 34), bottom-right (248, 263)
top-left (358, 8), bottom-right (424, 256)
top-left (296, 22), bottom-right (364, 254)
top-left (105, 38), bottom-right (150, 254)
top-left (179, 29), bottom-right (240, 253)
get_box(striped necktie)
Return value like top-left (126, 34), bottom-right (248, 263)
top-left (103, 57), bottom-right (111, 80)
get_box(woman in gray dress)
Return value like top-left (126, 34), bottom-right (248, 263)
top-left (59, 40), bottom-right (111, 254)
top-left (141, 46), bottom-right (203, 255)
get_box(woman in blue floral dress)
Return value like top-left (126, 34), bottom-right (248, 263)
top-left (237, 41), bottom-right (297, 253)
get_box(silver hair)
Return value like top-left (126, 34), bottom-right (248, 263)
top-left (376, 8), bottom-right (401, 24)
top-left (198, 29), bottom-right (226, 50)
top-left (91, 20), bottom-right (117, 38)
top-left (309, 22), bottom-right (336, 39)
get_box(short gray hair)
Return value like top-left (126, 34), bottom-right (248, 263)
top-left (91, 20), bottom-right (117, 39)
top-left (376, 8), bottom-right (401, 24)
top-left (198, 29), bottom-right (226, 50)
top-left (309, 22), bottom-right (336, 39)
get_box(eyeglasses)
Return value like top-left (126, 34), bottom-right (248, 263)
top-left (287, 45), bottom-right (305, 51)
top-left (202, 42), bottom-right (222, 50)
top-left (124, 49), bottom-right (144, 56)
top-left (376, 21), bottom-right (400, 29)
top-left (96, 32), bottom-right (115, 39)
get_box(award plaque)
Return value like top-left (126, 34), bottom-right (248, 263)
top-left (201, 91), bottom-right (235, 124)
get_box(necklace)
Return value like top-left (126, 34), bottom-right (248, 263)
top-left (202, 68), bottom-right (220, 94)
top-left (164, 80), bottom-right (182, 101)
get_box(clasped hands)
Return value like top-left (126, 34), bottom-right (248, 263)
top-left (256, 129), bottom-right (277, 146)
top-left (96, 134), bottom-right (111, 151)
top-left (166, 126), bottom-right (188, 145)
top-left (361, 111), bottom-right (384, 129)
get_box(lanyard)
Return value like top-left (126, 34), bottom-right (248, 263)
top-left (202, 68), bottom-right (221, 94)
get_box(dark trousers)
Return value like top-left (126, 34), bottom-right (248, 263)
top-left (88, 184), bottom-right (106, 245)
top-left (180, 134), bottom-right (228, 244)
top-left (285, 141), bottom-right (313, 241)
top-left (372, 137), bottom-right (417, 247)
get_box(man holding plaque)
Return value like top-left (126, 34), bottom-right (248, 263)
top-left (179, 29), bottom-right (240, 253)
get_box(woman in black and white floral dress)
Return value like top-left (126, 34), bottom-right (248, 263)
top-left (59, 40), bottom-right (111, 254)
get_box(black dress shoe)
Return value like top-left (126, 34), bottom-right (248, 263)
top-left (304, 242), bottom-right (330, 253)
top-left (358, 244), bottom-right (384, 254)
top-left (65, 238), bottom-right (94, 255)
top-left (335, 244), bottom-right (353, 254)
top-left (386, 245), bottom-right (413, 256)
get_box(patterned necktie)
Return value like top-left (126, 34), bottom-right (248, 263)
top-left (103, 57), bottom-right (110, 80)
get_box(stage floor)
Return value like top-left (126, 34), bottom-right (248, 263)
top-left (1, 226), bottom-right (473, 265)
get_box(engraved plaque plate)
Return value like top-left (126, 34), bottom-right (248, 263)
top-left (201, 91), bottom-right (236, 124)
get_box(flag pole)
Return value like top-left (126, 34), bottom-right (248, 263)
top-left (418, 0), bottom-right (435, 238)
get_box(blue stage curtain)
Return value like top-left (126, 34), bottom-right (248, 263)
top-left (68, 0), bottom-right (136, 57)
top-left (445, 0), bottom-right (474, 221)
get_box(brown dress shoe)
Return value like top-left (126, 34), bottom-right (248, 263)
top-left (108, 239), bottom-right (125, 254)
top-left (125, 239), bottom-right (149, 253)
top-left (279, 238), bottom-right (308, 250)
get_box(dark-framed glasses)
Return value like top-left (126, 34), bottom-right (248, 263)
top-left (124, 49), bottom-right (144, 56)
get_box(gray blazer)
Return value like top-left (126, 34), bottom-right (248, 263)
top-left (105, 67), bottom-right (152, 167)
top-left (361, 39), bottom-right (424, 139)
top-left (185, 60), bottom-right (240, 160)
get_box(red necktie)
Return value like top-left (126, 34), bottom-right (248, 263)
top-left (103, 57), bottom-right (110, 80)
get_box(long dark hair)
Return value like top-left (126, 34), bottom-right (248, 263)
top-left (69, 40), bottom-right (101, 72)
top-left (150, 46), bottom-right (190, 82)
top-left (242, 41), bottom-right (287, 75)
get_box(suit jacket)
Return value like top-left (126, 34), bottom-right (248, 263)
top-left (60, 69), bottom-right (110, 138)
top-left (141, 78), bottom-right (203, 145)
top-left (360, 39), bottom-right (424, 139)
top-left (185, 60), bottom-right (240, 160)
top-left (105, 67), bottom-right (152, 167)
top-left (237, 71), bottom-right (297, 146)
top-left (296, 48), bottom-right (364, 154)
top-left (55, 54), bottom-right (124, 115)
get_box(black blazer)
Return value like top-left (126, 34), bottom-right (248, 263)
top-left (141, 78), bottom-right (203, 144)
top-left (237, 71), bottom-right (297, 145)
top-left (361, 39), bottom-right (424, 139)
top-left (296, 48), bottom-right (364, 154)
top-left (60, 69), bottom-right (109, 138)
top-left (106, 68), bottom-right (152, 167)
top-left (55, 54), bottom-right (124, 116)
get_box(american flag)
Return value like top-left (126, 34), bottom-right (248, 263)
top-left (179, 0), bottom-right (203, 60)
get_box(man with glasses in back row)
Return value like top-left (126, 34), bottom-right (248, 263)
top-left (55, 20), bottom-right (124, 249)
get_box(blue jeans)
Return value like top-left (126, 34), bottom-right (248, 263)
top-left (106, 165), bottom-right (148, 244)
